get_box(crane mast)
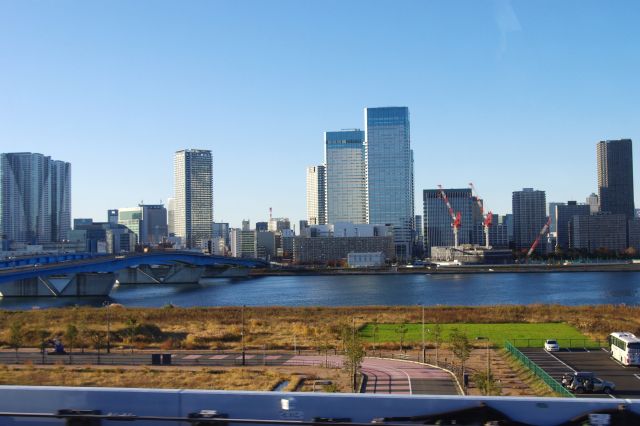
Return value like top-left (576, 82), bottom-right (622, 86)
top-left (527, 217), bottom-right (551, 258)
top-left (469, 182), bottom-right (492, 249)
top-left (438, 185), bottom-right (461, 248)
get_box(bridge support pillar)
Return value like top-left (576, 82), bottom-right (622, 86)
top-left (116, 266), bottom-right (162, 284)
top-left (0, 273), bottom-right (115, 297)
top-left (163, 264), bottom-right (205, 283)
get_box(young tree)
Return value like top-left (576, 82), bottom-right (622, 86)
top-left (126, 316), bottom-right (138, 353)
top-left (343, 330), bottom-right (365, 392)
top-left (431, 322), bottom-right (443, 366)
top-left (9, 320), bottom-right (23, 363)
top-left (473, 370), bottom-right (502, 396)
top-left (90, 330), bottom-right (105, 365)
top-left (449, 328), bottom-right (471, 379)
top-left (395, 324), bottom-right (409, 353)
top-left (66, 323), bottom-right (78, 364)
top-left (38, 329), bottom-right (49, 365)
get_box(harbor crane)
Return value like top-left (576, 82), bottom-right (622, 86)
top-left (469, 182), bottom-right (493, 249)
top-left (438, 185), bottom-right (461, 248)
top-left (527, 217), bottom-right (551, 258)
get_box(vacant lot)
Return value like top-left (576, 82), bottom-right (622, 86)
top-left (0, 364), bottom-right (349, 392)
top-left (0, 305), bottom-right (635, 352)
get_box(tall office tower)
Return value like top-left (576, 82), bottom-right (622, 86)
top-left (597, 139), bottom-right (634, 218)
top-left (212, 222), bottom-right (230, 247)
top-left (423, 188), bottom-right (478, 256)
top-left (166, 198), bottom-right (175, 235)
top-left (325, 130), bottom-right (367, 225)
top-left (548, 202), bottom-right (564, 236)
top-left (555, 201), bottom-right (590, 251)
top-left (0, 152), bottom-right (71, 246)
top-left (512, 188), bottom-right (547, 254)
top-left (586, 193), bottom-right (599, 214)
top-left (118, 207), bottom-right (143, 244)
top-left (306, 165), bottom-right (326, 225)
top-left (255, 221), bottom-right (268, 232)
top-left (365, 107), bottom-right (414, 260)
top-left (174, 149), bottom-right (213, 249)
top-left (140, 204), bottom-right (168, 245)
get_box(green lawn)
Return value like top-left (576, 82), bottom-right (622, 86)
top-left (359, 322), bottom-right (602, 348)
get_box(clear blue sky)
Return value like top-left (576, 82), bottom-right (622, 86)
top-left (1, 1), bottom-right (639, 228)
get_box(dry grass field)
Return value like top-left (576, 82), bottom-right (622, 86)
top-left (0, 305), bottom-right (636, 352)
top-left (0, 363), bottom-right (350, 392)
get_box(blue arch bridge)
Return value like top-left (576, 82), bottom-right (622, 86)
top-left (0, 252), bottom-right (269, 297)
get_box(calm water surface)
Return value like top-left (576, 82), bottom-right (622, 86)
top-left (0, 272), bottom-right (639, 310)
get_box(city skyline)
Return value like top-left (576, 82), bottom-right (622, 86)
top-left (2, 2), bottom-right (640, 227)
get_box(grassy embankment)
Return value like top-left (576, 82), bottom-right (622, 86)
top-left (0, 305), bottom-right (636, 351)
top-left (360, 322), bottom-right (600, 348)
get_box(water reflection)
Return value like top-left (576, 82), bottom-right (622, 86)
top-left (0, 272), bottom-right (638, 309)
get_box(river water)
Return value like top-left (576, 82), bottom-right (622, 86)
top-left (0, 272), bottom-right (639, 310)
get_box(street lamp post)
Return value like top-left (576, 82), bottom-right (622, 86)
top-left (241, 305), bottom-right (246, 366)
top-left (421, 305), bottom-right (426, 363)
top-left (103, 301), bottom-right (111, 354)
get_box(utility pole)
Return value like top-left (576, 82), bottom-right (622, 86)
top-left (241, 305), bottom-right (246, 366)
top-left (103, 301), bottom-right (111, 354)
top-left (421, 305), bottom-right (426, 363)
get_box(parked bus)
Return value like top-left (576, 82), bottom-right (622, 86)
top-left (608, 332), bottom-right (640, 366)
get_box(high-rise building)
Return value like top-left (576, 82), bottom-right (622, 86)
top-left (174, 149), bottom-right (213, 249)
top-left (423, 188), bottom-right (479, 255)
top-left (166, 198), bottom-right (175, 235)
top-left (306, 165), bottom-right (326, 225)
top-left (268, 217), bottom-right (290, 232)
top-left (597, 139), bottom-right (634, 218)
top-left (212, 222), bottom-right (230, 247)
top-left (586, 193), bottom-right (599, 214)
top-left (139, 204), bottom-right (168, 245)
top-left (0, 152), bottom-right (71, 246)
top-left (555, 201), bottom-right (590, 251)
top-left (548, 202), bottom-right (564, 236)
top-left (118, 207), bottom-right (143, 244)
top-left (107, 209), bottom-right (119, 226)
top-left (512, 188), bottom-right (547, 254)
top-left (325, 130), bottom-right (367, 225)
top-left (365, 107), bottom-right (414, 260)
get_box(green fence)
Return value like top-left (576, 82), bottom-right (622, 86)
top-left (509, 338), bottom-right (605, 349)
top-left (504, 341), bottom-right (574, 398)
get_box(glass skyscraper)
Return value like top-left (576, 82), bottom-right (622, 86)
top-left (174, 149), bottom-right (213, 249)
top-left (0, 152), bottom-right (71, 246)
top-left (325, 130), bottom-right (366, 225)
top-left (597, 139), bottom-right (634, 218)
top-left (365, 107), bottom-right (414, 260)
top-left (512, 188), bottom-right (547, 253)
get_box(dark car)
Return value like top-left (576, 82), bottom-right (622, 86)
top-left (561, 371), bottom-right (615, 394)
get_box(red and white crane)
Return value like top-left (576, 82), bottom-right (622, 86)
top-left (527, 217), bottom-right (551, 258)
top-left (438, 185), bottom-right (461, 248)
top-left (469, 182), bottom-right (493, 249)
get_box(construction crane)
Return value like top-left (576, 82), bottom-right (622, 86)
top-left (527, 217), bottom-right (551, 258)
top-left (469, 182), bottom-right (493, 249)
top-left (438, 185), bottom-right (461, 248)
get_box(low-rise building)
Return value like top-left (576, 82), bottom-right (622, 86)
top-left (347, 252), bottom-right (385, 268)
top-left (571, 213), bottom-right (627, 253)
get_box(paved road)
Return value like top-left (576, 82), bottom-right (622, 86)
top-left (360, 358), bottom-right (460, 395)
top-left (520, 348), bottom-right (640, 399)
top-left (0, 351), bottom-right (460, 395)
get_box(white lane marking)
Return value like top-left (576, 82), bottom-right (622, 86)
top-left (634, 374), bottom-right (640, 381)
top-left (545, 351), bottom-right (575, 372)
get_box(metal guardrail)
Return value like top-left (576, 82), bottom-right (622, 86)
top-left (504, 341), bottom-right (574, 398)
top-left (509, 338), bottom-right (605, 349)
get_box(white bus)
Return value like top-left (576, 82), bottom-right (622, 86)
top-left (608, 332), bottom-right (640, 366)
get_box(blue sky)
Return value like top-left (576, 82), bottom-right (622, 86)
top-left (1, 1), bottom-right (639, 228)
